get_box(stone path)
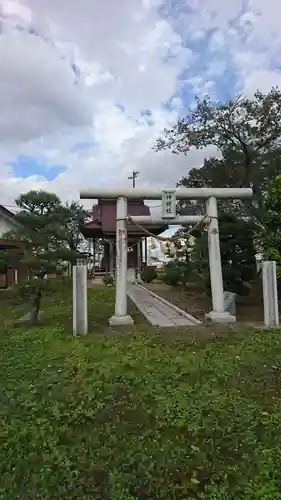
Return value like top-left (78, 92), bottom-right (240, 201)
top-left (128, 283), bottom-right (200, 327)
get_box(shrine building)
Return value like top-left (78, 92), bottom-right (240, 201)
top-left (80, 198), bottom-right (167, 275)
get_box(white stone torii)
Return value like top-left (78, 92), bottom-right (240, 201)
top-left (80, 187), bottom-right (253, 326)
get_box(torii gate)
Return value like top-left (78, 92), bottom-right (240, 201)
top-left (80, 187), bottom-right (252, 326)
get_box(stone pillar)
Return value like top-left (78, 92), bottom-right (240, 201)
top-left (109, 196), bottom-right (134, 326)
top-left (73, 263), bottom-right (88, 335)
top-left (205, 196), bottom-right (236, 323)
top-left (263, 261), bottom-right (279, 327)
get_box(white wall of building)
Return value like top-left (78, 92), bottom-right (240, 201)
top-left (0, 216), bottom-right (15, 237)
top-left (0, 207), bottom-right (19, 237)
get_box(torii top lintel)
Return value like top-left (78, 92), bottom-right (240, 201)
top-left (80, 187), bottom-right (253, 201)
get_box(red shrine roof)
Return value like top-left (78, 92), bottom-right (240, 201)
top-left (81, 199), bottom-right (167, 238)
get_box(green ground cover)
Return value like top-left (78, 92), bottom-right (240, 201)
top-left (1, 283), bottom-right (281, 499)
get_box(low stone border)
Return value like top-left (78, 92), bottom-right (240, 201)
top-left (20, 310), bottom-right (44, 320)
top-left (135, 283), bottom-right (202, 325)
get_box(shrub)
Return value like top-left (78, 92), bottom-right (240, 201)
top-left (156, 270), bottom-right (165, 282)
top-left (162, 263), bottom-right (182, 286)
top-left (140, 266), bottom-right (157, 283)
top-left (103, 273), bottom-right (114, 286)
top-left (44, 276), bottom-right (73, 294)
top-left (162, 261), bottom-right (193, 287)
top-left (10, 279), bottom-right (49, 324)
top-left (179, 261), bottom-right (193, 287)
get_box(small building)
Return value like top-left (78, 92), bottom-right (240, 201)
top-left (80, 198), bottom-right (167, 275)
top-left (0, 205), bottom-right (28, 289)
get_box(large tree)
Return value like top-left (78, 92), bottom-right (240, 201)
top-left (154, 89), bottom-right (281, 288)
top-left (191, 214), bottom-right (257, 295)
top-left (1, 190), bottom-right (88, 324)
top-left (155, 88), bottom-right (281, 223)
top-left (57, 201), bottom-right (89, 269)
top-left (259, 174), bottom-right (281, 288)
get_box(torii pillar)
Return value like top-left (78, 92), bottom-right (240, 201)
top-left (108, 196), bottom-right (134, 326)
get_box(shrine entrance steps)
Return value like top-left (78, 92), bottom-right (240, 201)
top-left (127, 283), bottom-right (201, 327)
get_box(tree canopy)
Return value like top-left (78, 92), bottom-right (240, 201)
top-left (260, 174), bottom-right (281, 288)
top-left (155, 88), bottom-right (281, 223)
top-left (1, 190), bottom-right (88, 323)
top-left (155, 88), bottom-right (281, 173)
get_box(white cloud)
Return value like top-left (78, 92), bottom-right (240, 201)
top-left (197, 0), bottom-right (281, 92)
top-left (243, 70), bottom-right (281, 96)
top-left (0, 0), bottom-right (281, 211)
top-left (1, 0), bottom-right (31, 24)
top-left (0, 31), bottom-right (91, 144)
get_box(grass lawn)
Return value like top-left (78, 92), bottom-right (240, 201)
top-left (1, 282), bottom-right (281, 499)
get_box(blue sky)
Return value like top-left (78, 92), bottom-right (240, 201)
top-left (0, 0), bottom-right (281, 207)
top-left (9, 156), bottom-right (66, 181)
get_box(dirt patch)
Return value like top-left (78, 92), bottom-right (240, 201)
top-left (144, 282), bottom-right (211, 321)
top-left (144, 281), bottom-right (265, 323)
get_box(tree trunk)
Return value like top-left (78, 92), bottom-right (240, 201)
top-left (30, 287), bottom-right (42, 325)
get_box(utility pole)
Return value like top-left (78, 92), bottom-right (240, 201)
top-left (128, 171), bottom-right (139, 188)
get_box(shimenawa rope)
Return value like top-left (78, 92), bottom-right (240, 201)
top-left (126, 215), bottom-right (210, 243)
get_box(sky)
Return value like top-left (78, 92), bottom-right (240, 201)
top-left (1, 0), bottom-right (281, 215)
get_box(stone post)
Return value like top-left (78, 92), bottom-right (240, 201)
top-left (263, 261), bottom-right (279, 327)
top-left (205, 196), bottom-right (236, 323)
top-left (73, 263), bottom-right (88, 335)
top-left (109, 196), bottom-right (134, 326)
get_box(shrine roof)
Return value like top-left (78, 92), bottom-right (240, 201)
top-left (80, 199), bottom-right (167, 238)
